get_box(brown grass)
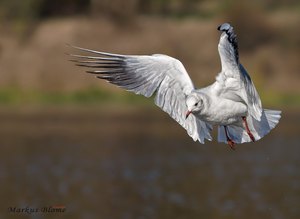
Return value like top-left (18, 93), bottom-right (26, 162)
top-left (0, 12), bottom-right (299, 95)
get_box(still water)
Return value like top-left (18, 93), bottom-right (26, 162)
top-left (0, 106), bottom-right (299, 219)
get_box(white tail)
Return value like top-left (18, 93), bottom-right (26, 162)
top-left (218, 109), bottom-right (281, 144)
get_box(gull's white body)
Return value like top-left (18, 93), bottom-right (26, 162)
top-left (69, 23), bottom-right (281, 146)
top-left (193, 89), bottom-right (248, 126)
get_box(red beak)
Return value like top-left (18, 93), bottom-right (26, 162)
top-left (185, 111), bottom-right (192, 119)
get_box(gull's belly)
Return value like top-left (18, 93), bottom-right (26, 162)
top-left (197, 98), bottom-right (247, 125)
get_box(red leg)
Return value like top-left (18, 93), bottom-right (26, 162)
top-left (242, 116), bottom-right (255, 142)
top-left (224, 126), bottom-right (235, 150)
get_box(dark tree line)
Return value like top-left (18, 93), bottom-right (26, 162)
top-left (0, 0), bottom-right (298, 22)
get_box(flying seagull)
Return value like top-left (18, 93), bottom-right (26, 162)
top-left (68, 23), bottom-right (281, 149)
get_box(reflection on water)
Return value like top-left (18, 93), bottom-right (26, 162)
top-left (0, 106), bottom-right (299, 219)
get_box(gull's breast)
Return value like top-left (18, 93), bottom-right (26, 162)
top-left (197, 97), bottom-right (248, 126)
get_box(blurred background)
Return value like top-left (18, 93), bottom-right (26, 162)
top-left (0, 0), bottom-right (299, 218)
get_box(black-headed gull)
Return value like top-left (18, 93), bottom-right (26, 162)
top-left (69, 23), bottom-right (281, 149)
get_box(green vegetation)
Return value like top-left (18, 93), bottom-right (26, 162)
top-left (261, 91), bottom-right (300, 108)
top-left (0, 88), bottom-right (298, 108)
top-left (0, 88), bottom-right (150, 106)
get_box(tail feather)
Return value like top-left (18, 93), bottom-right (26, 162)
top-left (218, 109), bottom-right (281, 144)
top-left (250, 109), bottom-right (281, 139)
top-left (263, 109), bottom-right (281, 130)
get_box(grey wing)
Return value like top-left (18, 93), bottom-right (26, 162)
top-left (68, 45), bottom-right (212, 143)
top-left (239, 64), bottom-right (262, 121)
top-left (217, 23), bottom-right (262, 121)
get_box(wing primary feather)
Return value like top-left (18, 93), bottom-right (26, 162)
top-left (69, 59), bottom-right (123, 64)
top-left (96, 75), bottom-right (113, 80)
top-left (68, 53), bottom-right (122, 61)
top-left (86, 70), bottom-right (123, 74)
top-left (68, 45), bottom-right (125, 58)
top-left (76, 64), bottom-right (122, 68)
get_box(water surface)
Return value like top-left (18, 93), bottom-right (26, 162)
top-left (0, 106), bottom-right (299, 219)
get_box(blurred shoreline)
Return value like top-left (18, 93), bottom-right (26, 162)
top-left (0, 1), bottom-right (299, 110)
top-left (0, 87), bottom-right (299, 108)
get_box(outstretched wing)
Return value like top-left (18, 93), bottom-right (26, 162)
top-left (216, 23), bottom-right (262, 121)
top-left (68, 45), bottom-right (212, 143)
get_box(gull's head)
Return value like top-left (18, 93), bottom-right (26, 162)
top-left (185, 93), bottom-right (204, 119)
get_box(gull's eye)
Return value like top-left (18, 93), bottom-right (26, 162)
top-left (194, 102), bottom-right (198, 107)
